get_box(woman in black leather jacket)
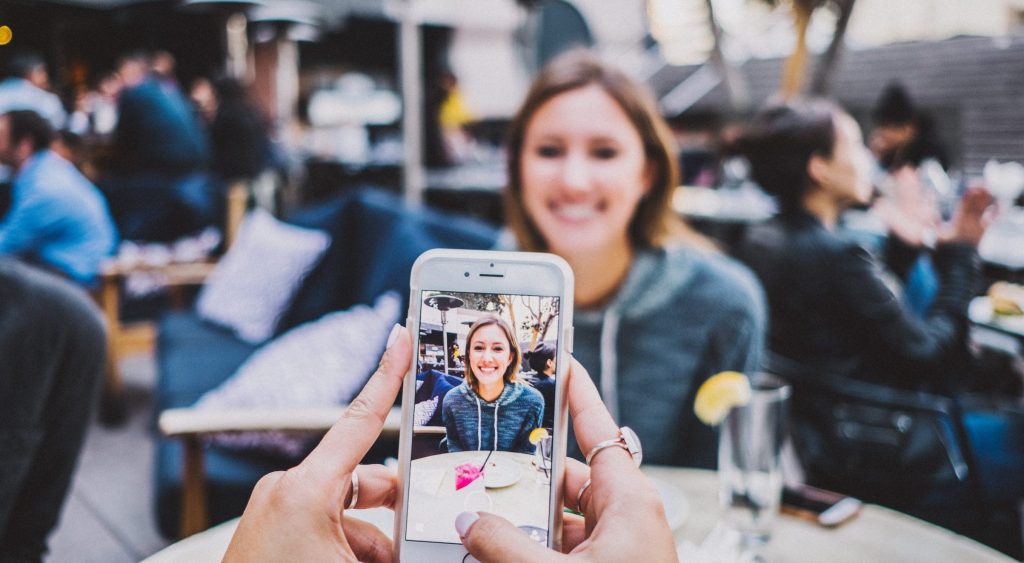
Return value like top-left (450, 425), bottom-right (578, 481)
top-left (733, 100), bottom-right (992, 388)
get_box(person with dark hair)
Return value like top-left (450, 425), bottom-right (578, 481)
top-left (733, 101), bottom-right (1024, 546)
top-left (734, 99), bottom-right (990, 386)
top-left (0, 258), bottom-right (105, 562)
top-left (870, 82), bottom-right (949, 172)
top-left (867, 83), bottom-right (953, 319)
top-left (209, 76), bottom-right (272, 183)
top-left (100, 50), bottom-right (214, 242)
top-left (500, 49), bottom-right (764, 468)
top-left (0, 51), bottom-right (66, 129)
top-left (0, 110), bottom-right (117, 285)
top-left (526, 341), bottom-right (557, 429)
top-left (442, 316), bottom-right (544, 453)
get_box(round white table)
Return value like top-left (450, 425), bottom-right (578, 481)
top-left (406, 450), bottom-right (549, 543)
top-left (141, 467), bottom-right (1013, 562)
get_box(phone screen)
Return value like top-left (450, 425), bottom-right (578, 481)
top-left (405, 289), bottom-right (561, 545)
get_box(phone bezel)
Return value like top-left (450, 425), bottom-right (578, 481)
top-left (394, 249), bottom-right (574, 562)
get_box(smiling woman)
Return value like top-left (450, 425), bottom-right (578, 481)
top-left (441, 316), bottom-right (544, 454)
top-left (499, 49), bottom-right (766, 468)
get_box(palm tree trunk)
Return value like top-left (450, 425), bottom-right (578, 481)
top-left (810, 0), bottom-right (857, 96)
top-left (705, 0), bottom-right (750, 110)
top-left (782, 3), bottom-right (813, 99)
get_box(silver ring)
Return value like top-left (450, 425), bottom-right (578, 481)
top-left (576, 479), bottom-right (592, 512)
top-left (584, 427), bottom-right (643, 468)
top-left (347, 467), bottom-right (360, 510)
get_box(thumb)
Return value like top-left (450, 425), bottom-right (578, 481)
top-left (456, 512), bottom-right (562, 563)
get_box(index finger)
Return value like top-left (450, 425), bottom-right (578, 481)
top-left (566, 359), bottom-right (641, 512)
top-left (567, 358), bottom-right (629, 463)
top-left (305, 325), bottom-right (411, 478)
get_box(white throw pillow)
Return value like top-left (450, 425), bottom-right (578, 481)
top-left (193, 292), bottom-right (403, 457)
top-left (196, 209), bottom-right (330, 344)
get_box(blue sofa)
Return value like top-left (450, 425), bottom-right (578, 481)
top-left (154, 189), bottom-right (497, 537)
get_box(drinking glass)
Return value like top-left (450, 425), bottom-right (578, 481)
top-left (718, 373), bottom-right (790, 548)
top-left (534, 435), bottom-right (552, 485)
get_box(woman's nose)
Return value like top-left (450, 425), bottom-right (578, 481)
top-left (559, 152), bottom-right (591, 193)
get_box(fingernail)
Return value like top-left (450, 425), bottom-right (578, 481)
top-left (385, 323), bottom-right (402, 350)
top-left (455, 511), bottom-right (479, 538)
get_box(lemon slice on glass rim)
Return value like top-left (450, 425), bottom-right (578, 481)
top-left (694, 371), bottom-right (752, 426)
top-left (528, 427), bottom-right (550, 445)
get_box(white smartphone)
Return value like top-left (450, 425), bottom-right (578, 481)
top-left (394, 249), bottom-right (574, 562)
top-left (781, 484), bottom-right (863, 527)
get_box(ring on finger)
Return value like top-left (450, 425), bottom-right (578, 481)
top-left (347, 467), bottom-right (360, 510)
top-left (576, 478), bottom-right (592, 513)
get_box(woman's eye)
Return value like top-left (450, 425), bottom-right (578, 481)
top-left (536, 145), bottom-right (562, 158)
top-left (592, 147), bottom-right (618, 159)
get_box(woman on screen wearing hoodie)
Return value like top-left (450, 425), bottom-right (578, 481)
top-left (442, 316), bottom-right (545, 453)
top-left (498, 49), bottom-right (765, 468)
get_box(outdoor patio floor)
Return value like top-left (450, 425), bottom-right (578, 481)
top-left (47, 355), bottom-right (171, 563)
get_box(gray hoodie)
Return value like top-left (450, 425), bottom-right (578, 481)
top-left (497, 233), bottom-right (766, 468)
top-left (442, 380), bottom-right (545, 454)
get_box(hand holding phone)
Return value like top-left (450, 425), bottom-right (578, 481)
top-left (396, 250), bottom-right (574, 560)
top-left (223, 324), bottom-right (411, 563)
top-left (457, 357), bottom-right (678, 562)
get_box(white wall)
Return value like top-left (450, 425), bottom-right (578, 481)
top-left (447, 0), bottom-right (652, 118)
top-left (846, 0), bottom-right (1014, 46)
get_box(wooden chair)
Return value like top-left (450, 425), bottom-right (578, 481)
top-left (158, 405), bottom-right (402, 537)
top-left (96, 181), bottom-right (250, 424)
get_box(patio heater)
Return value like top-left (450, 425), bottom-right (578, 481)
top-left (180, 0), bottom-right (265, 79)
top-left (248, 0), bottom-right (323, 132)
top-left (424, 295), bottom-right (464, 374)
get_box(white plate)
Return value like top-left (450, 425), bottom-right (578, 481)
top-left (969, 297), bottom-right (1024, 337)
top-left (483, 458), bottom-right (522, 488)
top-left (650, 476), bottom-right (690, 531)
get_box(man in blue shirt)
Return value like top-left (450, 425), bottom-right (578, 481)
top-left (0, 52), bottom-right (66, 130)
top-left (0, 110), bottom-right (117, 285)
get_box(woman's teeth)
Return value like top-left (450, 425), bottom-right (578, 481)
top-left (554, 204), bottom-right (598, 220)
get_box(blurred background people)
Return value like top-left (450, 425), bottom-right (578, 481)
top-left (733, 99), bottom-right (1024, 547)
top-left (208, 76), bottom-right (273, 186)
top-left (0, 110), bottom-right (117, 286)
top-left (870, 82), bottom-right (950, 174)
top-left (0, 51), bottom-right (67, 131)
top-left (189, 77), bottom-right (217, 127)
top-left (866, 83), bottom-right (955, 318)
top-left (0, 258), bottom-right (105, 562)
top-left (67, 69), bottom-right (122, 140)
top-left (101, 50), bottom-right (214, 242)
top-left (734, 100), bottom-right (986, 387)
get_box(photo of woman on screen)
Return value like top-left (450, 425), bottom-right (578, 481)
top-left (442, 316), bottom-right (545, 453)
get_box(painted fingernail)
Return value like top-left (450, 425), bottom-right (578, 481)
top-left (385, 323), bottom-right (402, 350)
top-left (455, 511), bottom-right (479, 538)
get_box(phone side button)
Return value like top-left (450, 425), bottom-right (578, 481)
top-left (564, 325), bottom-right (574, 354)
